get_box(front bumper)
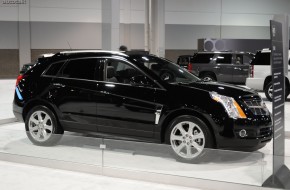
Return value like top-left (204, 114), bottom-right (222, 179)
top-left (214, 116), bottom-right (273, 151)
top-left (13, 101), bottom-right (24, 122)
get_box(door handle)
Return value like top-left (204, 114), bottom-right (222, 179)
top-left (52, 83), bottom-right (65, 88)
top-left (213, 66), bottom-right (220, 69)
top-left (234, 67), bottom-right (242, 70)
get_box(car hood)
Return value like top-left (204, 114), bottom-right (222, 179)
top-left (173, 81), bottom-right (258, 99)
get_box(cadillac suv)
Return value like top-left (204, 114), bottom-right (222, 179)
top-left (13, 50), bottom-right (272, 160)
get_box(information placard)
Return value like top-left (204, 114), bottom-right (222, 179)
top-left (270, 20), bottom-right (285, 173)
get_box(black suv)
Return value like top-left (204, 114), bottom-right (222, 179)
top-left (177, 52), bottom-right (254, 84)
top-left (13, 51), bottom-right (272, 160)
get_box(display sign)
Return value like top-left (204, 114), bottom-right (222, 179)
top-left (270, 20), bottom-right (285, 173)
top-left (263, 18), bottom-right (290, 189)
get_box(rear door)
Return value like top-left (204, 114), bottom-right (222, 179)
top-left (49, 58), bottom-right (101, 132)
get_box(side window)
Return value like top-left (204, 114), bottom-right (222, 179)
top-left (44, 61), bottom-right (65, 76)
top-left (243, 55), bottom-right (252, 64)
top-left (192, 54), bottom-right (214, 64)
top-left (216, 54), bottom-right (232, 64)
top-left (61, 58), bottom-right (98, 80)
top-left (251, 52), bottom-right (270, 65)
top-left (178, 57), bottom-right (189, 66)
top-left (236, 55), bottom-right (243, 64)
top-left (105, 59), bottom-right (143, 84)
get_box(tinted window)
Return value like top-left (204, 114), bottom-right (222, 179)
top-left (216, 54), bottom-right (232, 64)
top-left (45, 61), bottom-right (65, 76)
top-left (131, 55), bottom-right (200, 83)
top-left (61, 59), bottom-right (98, 80)
top-left (243, 54), bottom-right (253, 64)
top-left (251, 52), bottom-right (270, 65)
top-left (192, 54), bottom-right (214, 64)
top-left (105, 59), bottom-right (143, 84)
top-left (178, 57), bottom-right (189, 66)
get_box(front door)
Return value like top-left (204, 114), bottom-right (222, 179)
top-left (95, 57), bottom-right (159, 138)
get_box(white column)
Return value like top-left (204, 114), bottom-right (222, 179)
top-left (18, 0), bottom-right (31, 69)
top-left (150, 0), bottom-right (165, 57)
top-left (144, 0), bottom-right (150, 51)
top-left (102, 0), bottom-right (120, 51)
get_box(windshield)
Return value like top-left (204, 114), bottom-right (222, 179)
top-left (132, 55), bottom-right (200, 83)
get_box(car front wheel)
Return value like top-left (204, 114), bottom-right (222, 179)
top-left (25, 106), bottom-right (63, 146)
top-left (166, 115), bottom-right (214, 162)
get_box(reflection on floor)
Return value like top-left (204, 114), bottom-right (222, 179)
top-left (1, 122), bottom-right (290, 188)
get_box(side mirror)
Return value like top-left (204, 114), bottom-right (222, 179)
top-left (130, 75), bottom-right (153, 87)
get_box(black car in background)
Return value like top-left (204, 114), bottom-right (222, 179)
top-left (13, 51), bottom-right (272, 161)
top-left (177, 52), bottom-right (254, 84)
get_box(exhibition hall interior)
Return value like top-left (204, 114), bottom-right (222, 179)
top-left (1, 0), bottom-right (290, 189)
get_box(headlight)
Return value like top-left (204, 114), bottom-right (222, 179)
top-left (209, 92), bottom-right (247, 119)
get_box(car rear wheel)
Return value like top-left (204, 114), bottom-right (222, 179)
top-left (165, 115), bottom-right (214, 162)
top-left (25, 106), bottom-right (63, 146)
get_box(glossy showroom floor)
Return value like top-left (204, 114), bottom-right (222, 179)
top-left (0, 79), bottom-right (290, 190)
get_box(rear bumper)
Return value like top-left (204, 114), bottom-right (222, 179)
top-left (13, 101), bottom-right (24, 122)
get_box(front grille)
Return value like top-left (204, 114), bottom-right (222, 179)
top-left (258, 127), bottom-right (272, 138)
top-left (243, 99), bottom-right (268, 115)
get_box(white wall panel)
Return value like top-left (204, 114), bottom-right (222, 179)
top-left (0, 7), bottom-right (18, 21)
top-left (165, 0), bottom-right (221, 12)
top-left (165, 25), bottom-right (220, 49)
top-left (30, 8), bottom-right (101, 23)
top-left (31, 22), bottom-right (101, 49)
top-left (0, 22), bottom-right (18, 49)
top-left (221, 26), bottom-right (270, 39)
top-left (222, 0), bottom-right (290, 14)
top-left (30, 0), bottom-right (101, 9)
top-left (166, 12), bottom-right (220, 25)
top-left (221, 14), bottom-right (274, 27)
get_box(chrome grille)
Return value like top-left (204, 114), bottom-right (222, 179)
top-left (259, 127), bottom-right (272, 138)
top-left (243, 99), bottom-right (268, 115)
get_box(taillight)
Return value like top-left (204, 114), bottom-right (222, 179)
top-left (250, 65), bottom-right (254, 78)
top-left (16, 74), bottom-right (24, 86)
top-left (187, 63), bottom-right (193, 71)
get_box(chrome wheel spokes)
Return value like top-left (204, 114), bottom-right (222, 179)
top-left (170, 121), bottom-right (205, 159)
top-left (28, 111), bottom-right (53, 142)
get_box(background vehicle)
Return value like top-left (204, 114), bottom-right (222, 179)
top-left (13, 51), bottom-right (272, 161)
top-left (177, 52), bottom-right (254, 84)
top-left (246, 49), bottom-right (290, 101)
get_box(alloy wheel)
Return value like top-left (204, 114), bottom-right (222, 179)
top-left (268, 85), bottom-right (273, 99)
top-left (28, 111), bottom-right (53, 142)
top-left (170, 121), bottom-right (205, 159)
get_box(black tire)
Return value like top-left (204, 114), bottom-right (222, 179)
top-left (200, 73), bottom-right (216, 81)
top-left (25, 106), bottom-right (63, 146)
top-left (265, 82), bottom-right (289, 101)
top-left (264, 82), bottom-right (273, 102)
top-left (165, 115), bottom-right (214, 163)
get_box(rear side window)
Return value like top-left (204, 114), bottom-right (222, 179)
top-left (216, 54), bottom-right (232, 64)
top-left (178, 57), bottom-right (190, 66)
top-left (61, 58), bottom-right (98, 80)
top-left (192, 54), bottom-right (214, 64)
top-left (251, 52), bottom-right (270, 65)
top-left (44, 61), bottom-right (65, 76)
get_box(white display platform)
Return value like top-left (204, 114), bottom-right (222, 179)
top-left (0, 123), bottom-right (289, 190)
